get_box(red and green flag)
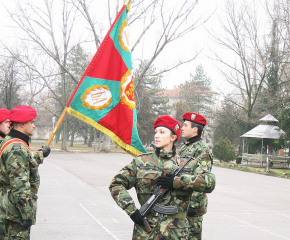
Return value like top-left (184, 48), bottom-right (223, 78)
top-left (66, 4), bottom-right (146, 156)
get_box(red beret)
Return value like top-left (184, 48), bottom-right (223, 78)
top-left (10, 105), bottom-right (37, 123)
top-left (0, 108), bottom-right (10, 122)
top-left (154, 115), bottom-right (181, 140)
top-left (182, 112), bottom-right (207, 126)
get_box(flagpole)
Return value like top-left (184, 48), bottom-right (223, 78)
top-left (45, 107), bottom-right (68, 147)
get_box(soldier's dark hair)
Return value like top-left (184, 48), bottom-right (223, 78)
top-left (169, 131), bottom-right (178, 144)
top-left (190, 122), bottom-right (204, 136)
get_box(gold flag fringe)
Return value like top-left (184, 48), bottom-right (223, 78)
top-left (67, 108), bottom-right (143, 157)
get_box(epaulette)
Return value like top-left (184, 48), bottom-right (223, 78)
top-left (137, 152), bottom-right (151, 158)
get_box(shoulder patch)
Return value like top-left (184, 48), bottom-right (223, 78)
top-left (201, 160), bottom-right (207, 166)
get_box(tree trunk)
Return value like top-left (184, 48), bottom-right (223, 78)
top-left (98, 131), bottom-right (103, 151)
top-left (61, 118), bottom-right (68, 151)
top-left (101, 134), bottom-right (111, 152)
top-left (88, 125), bottom-right (93, 147)
top-left (70, 127), bottom-right (75, 147)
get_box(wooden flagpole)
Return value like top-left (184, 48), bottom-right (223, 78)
top-left (45, 107), bottom-right (68, 147)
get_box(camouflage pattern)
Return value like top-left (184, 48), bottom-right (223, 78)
top-left (1, 219), bottom-right (30, 240)
top-left (187, 216), bottom-right (202, 240)
top-left (0, 137), bottom-right (3, 240)
top-left (109, 149), bottom-right (215, 239)
top-left (0, 135), bottom-right (41, 228)
top-left (179, 138), bottom-right (213, 240)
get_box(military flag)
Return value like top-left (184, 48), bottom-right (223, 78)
top-left (66, 4), bottom-right (146, 156)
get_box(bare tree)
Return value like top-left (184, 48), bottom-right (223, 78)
top-left (210, 0), bottom-right (270, 125)
top-left (1, 0), bottom-right (82, 150)
top-left (0, 56), bottom-right (22, 109)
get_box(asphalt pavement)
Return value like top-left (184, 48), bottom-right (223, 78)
top-left (31, 152), bottom-right (290, 240)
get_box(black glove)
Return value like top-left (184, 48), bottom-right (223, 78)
top-left (130, 209), bottom-right (144, 225)
top-left (39, 145), bottom-right (51, 158)
top-left (157, 173), bottom-right (175, 189)
top-left (20, 219), bottom-right (32, 229)
top-left (187, 207), bottom-right (199, 217)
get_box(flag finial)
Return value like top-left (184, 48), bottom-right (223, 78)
top-left (125, 0), bottom-right (131, 12)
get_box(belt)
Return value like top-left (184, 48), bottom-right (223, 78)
top-left (153, 212), bottom-right (187, 219)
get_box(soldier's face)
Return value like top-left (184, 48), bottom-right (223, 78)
top-left (23, 120), bottom-right (35, 136)
top-left (181, 121), bottom-right (197, 139)
top-left (0, 119), bottom-right (10, 135)
top-left (154, 127), bottom-right (175, 150)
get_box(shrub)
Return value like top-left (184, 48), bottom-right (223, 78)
top-left (213, 137), bottom-right (236, 162)
top-left (236, 156), bottom-right (242, 164)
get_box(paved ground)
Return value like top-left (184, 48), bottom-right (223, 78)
top-left (31, 152), bottom-right (290, 240)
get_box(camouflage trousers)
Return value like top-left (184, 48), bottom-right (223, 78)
top-left (0, 219), bottom-right (4, 240)
top-left (187, 216), bottom-right (203, 240)
top-left (132, 215), bottom-right (189, 240)
top-left (0, 219), bottom-right (30, 240)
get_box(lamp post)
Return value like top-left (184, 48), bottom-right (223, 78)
top-left (52, 116), bottom-right (56, 150)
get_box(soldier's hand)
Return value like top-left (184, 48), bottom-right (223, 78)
top-left (39, 145), bottom-right (51, 158)
top-left (130, 210), bottom-right (144, 225)
top-left (157, 173), bottom-right (175, 189)
top-left (20, 219), bottom-right (32, 229)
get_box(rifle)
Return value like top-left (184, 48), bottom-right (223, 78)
top-left (139, 155), bottom-right (193, 232)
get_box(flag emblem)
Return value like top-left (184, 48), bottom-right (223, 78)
top-left (120, 70), bottom-right (135, 110)
top-left (191, 114), bottom-right (196, 120)
top-left (119, 20), bottom-right (130, 52)
top-left (80, 85), bottom-right (112, 110)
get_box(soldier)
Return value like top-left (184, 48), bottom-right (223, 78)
top-left (0, 105), bottom-right (50, 240)
top-left (0, 108), bottom-right (10, 144)
top-left (179, 112), bottom-right (213, 240)
top-left (109, 115), bottom-right (215, 239)
top-left (0, 109), bottom-right (10, 238)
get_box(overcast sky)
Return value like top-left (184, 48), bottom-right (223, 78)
top-left (0, 0), bottom-right (268, 94)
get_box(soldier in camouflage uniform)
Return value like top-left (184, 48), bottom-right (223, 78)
top-left (0, 108), bottom-right (11, 238)
top-left (109, 115), bottom-right (215, 239)
top-left (0, 105), bottom-right (50, 240)
top-left (179, 112), bottom-right (213, 240)
top-left (0, 108), bottom-right (10, 144)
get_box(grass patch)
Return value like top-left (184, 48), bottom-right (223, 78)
top-left (214, 162), bottom-right (290, 179)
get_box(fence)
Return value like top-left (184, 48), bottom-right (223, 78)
top-left (242, 153), bottom-right (290, 169)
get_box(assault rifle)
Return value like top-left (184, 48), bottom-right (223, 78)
top-left (139, 155), bottom-right (193, 232)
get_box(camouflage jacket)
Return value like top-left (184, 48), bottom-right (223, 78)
top-left (0, 135), bottom-right (43, 224)
top-left (109, 149), bottom-right (215, 238)
top-left (179, 136), bottom-right (213, 217)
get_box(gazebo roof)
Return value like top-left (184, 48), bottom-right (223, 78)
top-left (241, 124), bottom-right (285, 139)
top-left (241, 114), bottom-right (285, 139)
top-left (259, 114), bottom-right (278, 122)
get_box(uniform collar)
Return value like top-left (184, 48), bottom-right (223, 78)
top-left (8, 128), bottom-right (30, 146)
top-left (0, 132), bottom-right (5, 138)
top-left (185, 135), bottom-right (201, 145)
top-left (155, 145), bottom-right (176, 159)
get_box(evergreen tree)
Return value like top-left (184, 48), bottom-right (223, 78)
top-left (179, 65), bottom-right (213, 114)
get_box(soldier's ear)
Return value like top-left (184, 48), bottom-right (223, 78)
top-left (170, 134), bottom-right (177, 142)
